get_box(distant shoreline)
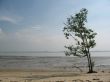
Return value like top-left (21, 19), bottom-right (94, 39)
top-left (0, 51), bottom-right (110, 53)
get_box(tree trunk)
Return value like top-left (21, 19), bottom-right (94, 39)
top-left (88, 54), bottom-right (93, 73)
top-left (86, 49), bottom-right (94, 73)
top-left (87, 51), bottom-right (95, 73)
top-left (86, 54), bottom-right (91, 72)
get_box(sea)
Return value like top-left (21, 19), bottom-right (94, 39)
top-left (0, 52), bottom-right (110, 70)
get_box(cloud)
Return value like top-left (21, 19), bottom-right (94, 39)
top-left (0, 28), bottom-right (6, 39)
top-left (15, 26), bottom-right (42, 38)
top-left (0, 28), bottom-right (2, 34)
top-left (0, 16), bottom-right (16, 23)
top-left (31, 26), bottom-right (41, 31)
top-left (0, 27), bottom-right (68, 51)
top-left (0, 16), bottom-right (23, 24)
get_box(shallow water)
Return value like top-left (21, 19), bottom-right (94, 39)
top-left (0, 53), bottom-right (110, 69)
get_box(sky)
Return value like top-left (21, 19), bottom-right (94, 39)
top-left (0, 0), bottom-right (110, 52)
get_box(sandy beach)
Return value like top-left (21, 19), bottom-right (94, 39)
top-left (0, 68), bottom-right (110, 82)
top-left (0, 56), bottom-right (110, 82)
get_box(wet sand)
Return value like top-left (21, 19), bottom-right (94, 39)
top-left (0, 69), bottom-right (110, 82)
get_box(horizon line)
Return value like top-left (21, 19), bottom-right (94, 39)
top-left (0, 50), bottom-right (110, 53)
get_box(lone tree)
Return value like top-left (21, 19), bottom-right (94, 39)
top-left (63, 8), bottom-right (97, 73)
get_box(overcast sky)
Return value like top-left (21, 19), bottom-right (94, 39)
top-left (0, 0), bottom-right (110, 52)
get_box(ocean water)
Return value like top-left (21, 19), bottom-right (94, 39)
top-left (0, 52), bottom-right (110, 70)
top-left (0, 51), bottom-right (110, 56)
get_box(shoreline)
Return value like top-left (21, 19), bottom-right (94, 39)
top-left (0, 56), bottom-right (110, 81)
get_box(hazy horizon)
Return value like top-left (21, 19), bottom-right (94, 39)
top-left (0, 51), bottom-right (110, 57)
